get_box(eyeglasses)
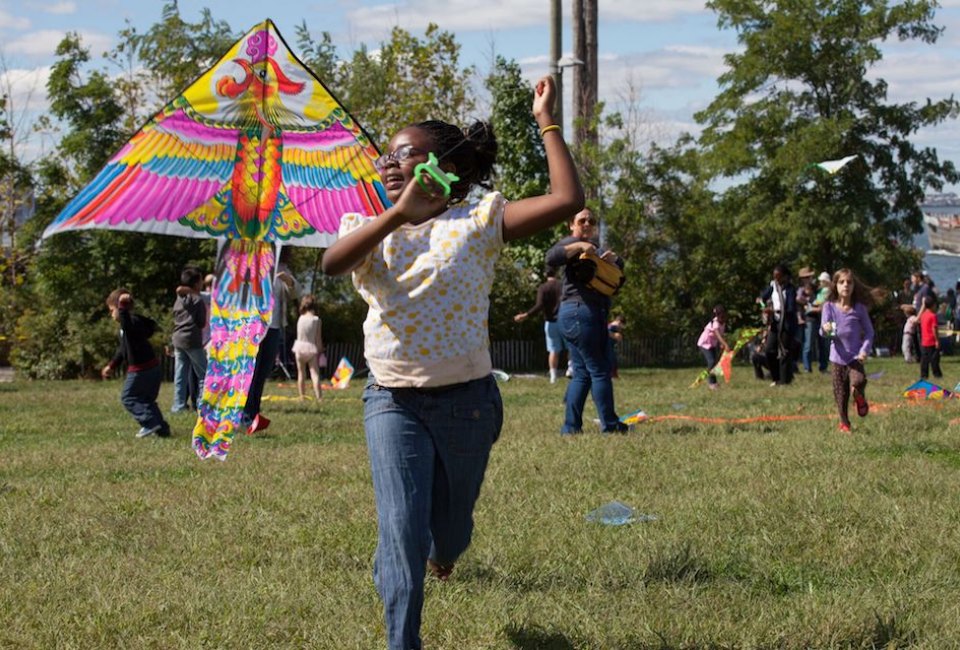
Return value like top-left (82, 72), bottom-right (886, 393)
top-left (374, 145), bottom-right (427, 172)
top-left (574, 217), bottom-right (597, 226)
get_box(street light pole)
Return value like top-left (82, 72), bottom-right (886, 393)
top-left (550, 0), bottom-right (563, 131)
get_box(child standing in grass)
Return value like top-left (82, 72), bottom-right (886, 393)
top-left (901, 304), bottom-right (918, 363)
top-left (322, 75), bottom-right (582, 650)
top-left (918, 294), bottom-right (943, 380)
top-left (101, 288), bottom-right (170, 438)
top-left (697, 305), bottom-right (730, 390)
top-left (820, 269), bottom-right (875, 434)
top-left (291, 294), bottom-right (324, 402)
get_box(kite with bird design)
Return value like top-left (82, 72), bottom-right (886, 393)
top-left (42, 20), bottom-right (387, 460)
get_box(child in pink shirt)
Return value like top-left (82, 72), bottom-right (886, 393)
top-left (697, 305), bottom-right (730, 389)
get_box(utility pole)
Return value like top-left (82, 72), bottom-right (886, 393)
top-left (572, 0), bottom-right (584, 147)
top-left (549, 0), bottom-right (563, 131)
top-left (572, 0), bottom-right (598, 196)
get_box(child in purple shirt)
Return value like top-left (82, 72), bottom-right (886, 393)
top-left (820, 269), bottom-right (875, 433)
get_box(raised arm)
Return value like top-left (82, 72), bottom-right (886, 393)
top-left (502, 76), bottom-right (585, 242)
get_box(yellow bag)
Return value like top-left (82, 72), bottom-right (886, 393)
top-left (578, 251), bottom-right (625, 297)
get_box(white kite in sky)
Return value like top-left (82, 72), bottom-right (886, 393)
top-left (813, 155), bottom-right (858, 174)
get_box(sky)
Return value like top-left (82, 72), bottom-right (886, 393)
top-left (3, 0), bottom-right (960, 195)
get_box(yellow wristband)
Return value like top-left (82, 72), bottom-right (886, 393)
top-left (540, 124), bottom-right (561, 137)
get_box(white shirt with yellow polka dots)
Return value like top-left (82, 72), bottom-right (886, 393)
top-left (339, 192), bottom-right (506, 387)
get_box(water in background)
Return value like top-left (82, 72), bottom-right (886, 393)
top-left (916, 205), bottom-right (960, 294)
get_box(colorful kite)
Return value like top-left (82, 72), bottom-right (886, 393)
top-left (322, 357), bottom-right (355, 390)
top-left (619, 409), bottom-right (648, 426)
top-left (691, 327), bottom-right (762, 387)
top-left (904, 380), bottom-right (956, 400)
top-left (41, 20), bottom-right (387, 460)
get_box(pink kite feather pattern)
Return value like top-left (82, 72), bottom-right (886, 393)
top-left (41, 20), bottom-right (387, 459)
top-left (193, 240), bottom-right (274, 460)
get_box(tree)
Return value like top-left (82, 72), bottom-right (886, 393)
top-left (294, 22), bottom-right (340, 88)
top-left (335, 24), bottom-right (476, 146)
top-left (109, 2), bottom-right (236, 112)
top-left (485, 56), bottom-right (565, 340)
top-left (697, 0), bottom-right (958, 289)
top-left (15, 32), bottom-right (216, 378)
top-left (486, 57), bottom-right (548, 201)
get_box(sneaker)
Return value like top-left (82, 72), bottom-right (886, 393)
top-left (838, 423), bottom-right (851, 434)
top-left (602, 422), bottom-right (629, 434)
top-left (708, 384), bottom-right (719, 391)
top-left (246, 413), bottom-right (271, 435)
top-left (156, 425), bottom-right (171, 438)
top-left (854, 392), bottom-right (869, 418)
top-left (136, 424), bottom-right (162, 438)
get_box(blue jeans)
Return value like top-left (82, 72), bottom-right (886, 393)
top-left (172, 346), bottom-right (207, 411)
top-left (558, 300), bottom-right (621, 432)
top-left (363, 375), bottom-right (503, 650)
top-left (121, 364), bottom-right (166, 432)
top-left (243, 327), bottom-right (281, 423)
top-left (700, 345), bottom-right (719, 385)
top-left (802, 317), bottom-right (827, 372)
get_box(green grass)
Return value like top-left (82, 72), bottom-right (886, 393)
top-left (3, 358), bottom-right (960, 648)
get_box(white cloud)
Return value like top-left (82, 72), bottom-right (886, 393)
top-left (0, 65), bottom-right (51, 112)
top-left (600, 0), bottom-right (711, 22)
top-left (345, 0), bottom-right (710, 35)
top-left (0, 9), bottom-right (31, 30)
top-left (38, 1), bottom-right (77, 15)
top-left (5, 28), bottom-right (113, 58)
top-left (600, 44), bottom-right (728, 96)
top-left (870, 48), bottom-right (960, 103)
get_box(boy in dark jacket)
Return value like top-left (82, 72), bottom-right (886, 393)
top-left (101, 288), bottom-right (170, 438)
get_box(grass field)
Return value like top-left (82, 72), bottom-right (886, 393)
top-left (3, 358), bottom-right (960, 649)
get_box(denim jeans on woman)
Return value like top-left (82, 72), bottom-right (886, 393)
top-left (363, 374), bottom-right (503, 650)
top-left (802, 316), bottom-right (827, 373)
top-left (558, 300), bottom-right (623, 432)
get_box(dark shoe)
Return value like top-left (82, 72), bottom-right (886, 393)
top-left (427, 559), bottom-right (454, 581)
top-left (156, 425), bottom-right (171, 438)
top-left (602, 422), bottom-right (629, 434)
top-left (246, 414), bottom-right (271, 435)
top-left (854, 392), bottom-right (869, 418)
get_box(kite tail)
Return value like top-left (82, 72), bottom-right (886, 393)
top-left (192, 238), bottom-right (275, 460)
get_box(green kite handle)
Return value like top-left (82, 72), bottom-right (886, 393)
top-left (414, 152), bottom-right (460, 198)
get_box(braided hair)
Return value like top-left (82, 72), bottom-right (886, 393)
top-left (414, 120), bottom-right (497, 203)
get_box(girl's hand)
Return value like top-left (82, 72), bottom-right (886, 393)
top-left (532, 75), bottom-right (556, 125)
top-left (392, 172), bottom-right (449, 224)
